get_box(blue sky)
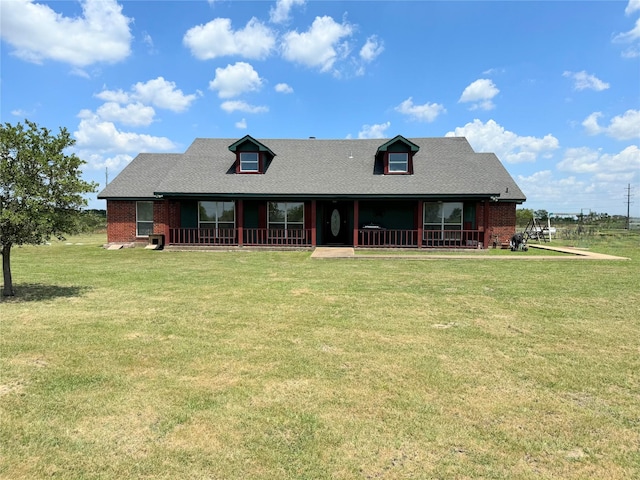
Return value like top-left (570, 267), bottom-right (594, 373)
top-left (2, 0), bottom-right (639, 216)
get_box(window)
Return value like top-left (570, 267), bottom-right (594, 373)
top-left (268, 202), bottom-right (304, 231)
top-left (199, 201), bottom-right (235, 233)
top-left (239, 152), bottom-right (259, 172)
top-left (388, 152), bottom-right (409, 173)
top-left (136, 201), bottom-right (154, 237)
top-left (423, 202), bottom-right (463, 240)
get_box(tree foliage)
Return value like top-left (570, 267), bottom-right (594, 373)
top-left (1, 120), bottom-right (98, 296)
top-left (515, 208), bottom-right (534, 227)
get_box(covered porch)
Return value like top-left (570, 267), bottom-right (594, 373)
top-left (164, 197), bottom-right (488, 249)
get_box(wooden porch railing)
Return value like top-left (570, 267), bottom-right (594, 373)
top-left (359, 229), bottom-right (419, 247)
top-left (243, 228), bottom-right (311, 246)
top-left (169, 227), bottom-right (237, 246)
top-left (169, 228), bottom-right (312, 247)
top-left (169, 228), bottom-right (482, 248)
top-left (359, 229), bottom-right (483, 248)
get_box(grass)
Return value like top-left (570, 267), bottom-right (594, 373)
top-left (1, 234), bottom-right (639, 479)
top-left (355, 245), bottom-right (568, 256)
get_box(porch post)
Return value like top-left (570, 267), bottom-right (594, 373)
top-left (353, 200), bottom-right (359, 247)
top-left (237, 199), bottom-right (244, 246)
top-left (484, 200), bottom-right (490, 248)
top-left (417, 200), bottom-right (423, 249)
top-left (311, 200), bottom-right (317, 247)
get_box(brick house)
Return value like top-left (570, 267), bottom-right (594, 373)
top-left (98, 135), bottom-right (526, 248)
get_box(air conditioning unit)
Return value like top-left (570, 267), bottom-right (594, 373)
top-left (146, 234), bottom-right (165, 250)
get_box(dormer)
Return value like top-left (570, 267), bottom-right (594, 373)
top-left (376, 135), bottom-right (420, 175)
top-left (228, 135), bottom-right (276, 174)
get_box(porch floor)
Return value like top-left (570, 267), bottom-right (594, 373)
top-left (310, 247), bottom-right (355, 258)
top-left (311, 245), bottom-right (629, 260)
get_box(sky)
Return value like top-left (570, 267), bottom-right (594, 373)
top-left (1, 0), bottom-right (639, 216)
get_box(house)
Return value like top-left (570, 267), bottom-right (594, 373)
top-left (98, 135), bottom-right (526, 249)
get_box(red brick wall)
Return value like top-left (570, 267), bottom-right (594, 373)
top-left (106, 200), bottom-right (137, 243)
top-left (489, 202), bottom-right (517, 245)
top-left (106, 198), bottom-right (518, 247)
top-left (106, 199), bottom-right (178, 243)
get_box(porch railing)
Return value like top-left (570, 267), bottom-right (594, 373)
top-left (359, 229), bottom-right (419, 247)
top-left (169, 227), bottom-right (237, 246)
top-left (169, 228), bottom-right (481, 248)
top-left (423, 229), bottom-right (482, 248)
top-left (243, 228), bottom-right (311, 246)
top-left (359, 229), bottom-right (483, 248)
top-left (169, 228), bottom-right (312, 247)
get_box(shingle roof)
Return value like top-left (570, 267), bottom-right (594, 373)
top-left (97, 137), bottom-right (526, 202)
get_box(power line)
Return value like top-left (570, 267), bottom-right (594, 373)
top-left (625, 183), bottom-right (633, 230)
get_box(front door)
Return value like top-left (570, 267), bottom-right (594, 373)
top-left (322, 202), bottom-right (349, 245)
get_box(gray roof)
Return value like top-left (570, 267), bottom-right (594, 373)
top-left (98, 137), bottom-right (526, 202)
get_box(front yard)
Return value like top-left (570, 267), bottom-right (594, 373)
top-left (1, 234), bottom-right (638, 479)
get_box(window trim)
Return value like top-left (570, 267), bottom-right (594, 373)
top-left (267, 202), bottom-right (305, 231)
top-left (136, 201), bottom-right (154, 237)
top-left (384, 151), bottom-right (412, 174)
top-left (238, 151), bottom-right (261, 173)
top-left (387, 152), bottom-right (409, 173)
top-left (423, 201), bottom-right (463, 240)
top-left (198, 201), bottom-right (236, 234)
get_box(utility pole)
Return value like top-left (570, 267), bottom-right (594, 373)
top-left (625, 183), bottom-right (633, 230)
top-left (105, 167), bottom-right (109, 187)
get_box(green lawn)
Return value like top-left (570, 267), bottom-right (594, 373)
top-left (1, 234), bottom-right (639, 479)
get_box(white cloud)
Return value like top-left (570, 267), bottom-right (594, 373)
top-left (235, 118), bottom-right (248, 129)
top-left (275, 83), bottom-right (294, 94)
top-left (360, 35), bottom-right (384, 62)
top-left (220, 101), bottom-right (268, 114)
top-left (563, 70), bottom-right (610, 91)
top-left (518, 144), bottom-right (640, 212)
top-left (132, 77), bottom-right (199, 112)
top-left (459, 79), bottom-right (499, 110)
top-left (358, 122), bottom-right (391, 139)
top-left (183, 17), bottom-right (275, 60)
top-left (70, 67), bottom-right (91, 79)
top-left (582, 110), bottom-right (640, 140)
top-left (517, 170), bottom-right (590, 207)
top-left (142, 32), bottom-right (154, 48)
top-left (621, 46), bottom-right (640, 58)
top-left (270, 0), bottom-right (305, 24)
top-left (0, 0), bottom-right (132, 67)
top-left (209, 62), bottom-right (263, 99)
top-left (613, 17), bottom-right (640, 43)
top-left (97, 77), bottom-right (199, 113)
top-left (281, 16), bottom-right (353, 72)
top-left (445, 119), bottom-right (560, 163)
top-left (95, 88), bottom-right (130, 104)
top-left (11, 109), bottom-right (30, 117)
top-left (141, 31), bottom-right (157, 55)
top-left (86, 153), bottom-right (133, 171)
top-left (395, 98), bottom-right (446, 122)
top-left (627, 0), bottom-right (640, 15)
top-left (557, 147), bottom-right (602, 173)
top-left (558, 145), bottom-right (640, 174)
top-left (96, 102), bottom-right (156, 127)
top-left (74, 111), bottom-right (175, 153)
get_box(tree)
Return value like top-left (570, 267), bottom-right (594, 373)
top-left (1, 120), bottom-right (98, 296)
top-left (516, 208), bottom-right (534, 227)
top-left (534, 209), bottom-right (549, 221)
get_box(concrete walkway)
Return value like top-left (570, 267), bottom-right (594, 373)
top-left (311, 245), bottom-right (630, 260)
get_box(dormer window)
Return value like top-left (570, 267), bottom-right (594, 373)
top-left (388, 152), bottom-right (409, 173)
top-left (228, 135), bottom-right (276, 174)
top-left (240, 152), bottom-right (259, 172)
top-left (376, 135), bottom-right (419, 175)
